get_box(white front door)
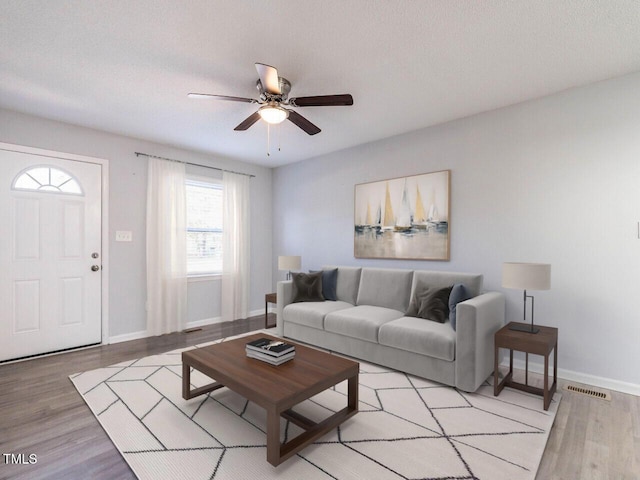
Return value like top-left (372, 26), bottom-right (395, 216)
top-left (0, 148), bottom-right (103, 361)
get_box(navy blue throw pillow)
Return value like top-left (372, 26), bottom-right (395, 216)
top-left (310, 268), bottom-right (338, 301)
top-left (449, 283), bottom-right (471, 331)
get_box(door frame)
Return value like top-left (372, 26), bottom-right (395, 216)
top-left (0, 141), bottom-right (110, 345)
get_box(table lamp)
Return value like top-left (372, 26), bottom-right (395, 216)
top-left (502, 262), bottom-right (551, 334)
top-left (278, 255), bottom-right (301, 280)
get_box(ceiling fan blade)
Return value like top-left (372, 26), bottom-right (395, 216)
top-left (289, 94), bottom-right (353, 107)
top-left (255, 63), bottom-right (281, 95)
top-left (287, 110), bottom-right (321, 135)
top-left (234, 112), bottom-right (261, 131)
top-left (188, 93), bottom-right (257, 103)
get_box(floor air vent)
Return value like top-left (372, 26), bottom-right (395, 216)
top-left (564, 384), bottom-right (611, 401)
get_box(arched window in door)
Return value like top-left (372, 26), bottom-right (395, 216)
top-left (12, 165), bottom-right (84, 195)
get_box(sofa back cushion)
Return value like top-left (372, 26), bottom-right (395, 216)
top-left (410, 271), bottom-right (483, 299)
top-left (356, 268), bottom-right (414, 312)
top-left (324, 266), bottom-right (362, 305)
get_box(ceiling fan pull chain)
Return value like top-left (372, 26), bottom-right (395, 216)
top-left (278, 124), bottom-right (281, 152)
top-left (267, 123), bottom-right (271, 157)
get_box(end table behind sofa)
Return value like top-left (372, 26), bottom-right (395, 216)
top-left (265, 292), bottom-right (277, 328)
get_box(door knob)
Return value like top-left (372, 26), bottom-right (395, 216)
top-left (91, 265), bottom-right (100, 272)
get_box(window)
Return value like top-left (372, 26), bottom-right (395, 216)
top-left (186, 177), bottom-right (223, 276)
top-left (12, 165), bottom-right (83, 195)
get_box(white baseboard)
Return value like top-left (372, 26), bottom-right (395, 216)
top-left (185, 316), bottom-right (223, 329)
top-left (108, 330), bottom-right (150, 344)
top-left (501, 358), bottom-right (640, 397)
top-left (108, 309), bottom-right (267, 344)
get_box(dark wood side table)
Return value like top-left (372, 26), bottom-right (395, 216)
top-left (494, 322), bottom-right (558, 410)
top-left (265, 292), bottom-right (277, 328)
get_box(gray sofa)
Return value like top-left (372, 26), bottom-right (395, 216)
top-left (276, 266), bottom-right (505, 392)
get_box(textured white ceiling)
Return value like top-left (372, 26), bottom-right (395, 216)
top-left (2, 1), bottom-right (640, 167)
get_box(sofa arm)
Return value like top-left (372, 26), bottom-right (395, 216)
top-left (276, 280), bottom-right (294, 336)
top-left (455, 291), bottom-right (505, 392)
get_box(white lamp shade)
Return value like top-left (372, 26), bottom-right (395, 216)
top-left (278, 255), bottom-right (301, 271)
top-left (502, 262), bottom-right (551, 290)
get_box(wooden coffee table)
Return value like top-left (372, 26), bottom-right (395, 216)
top-left (182, 333), bottom-right (359, 466)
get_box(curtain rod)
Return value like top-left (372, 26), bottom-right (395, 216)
top-left (134, 152), bottom-right (255, 178)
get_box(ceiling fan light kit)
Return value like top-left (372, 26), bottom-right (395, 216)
top-left (258, 103), bottom-right (289, 124)
top-left (190, 62), bottom-right (353, 139)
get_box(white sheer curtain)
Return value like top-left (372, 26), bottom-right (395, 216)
top-left (146, 158), bottom-right (188, 335)
top-left (221, 171), bottom-right (251, 322)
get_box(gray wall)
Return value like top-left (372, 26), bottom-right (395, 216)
top-left (0, 108), bottom-right (273, 338)
top-left (273, 72), bottom-right (640, 393)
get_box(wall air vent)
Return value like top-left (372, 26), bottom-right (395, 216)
top-left (564, 384), bottom-right (611, 401)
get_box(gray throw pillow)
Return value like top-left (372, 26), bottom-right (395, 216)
top-left (310, 268), bottom-right (338, 301)
top-left (407, 285), bottom-right (453, 322)
top-left (449, 283), bottom-right (471, 331)
top-left (291, 271), bottom-right (325, 303)
top-left (416, 286), bottom-right (453, 323)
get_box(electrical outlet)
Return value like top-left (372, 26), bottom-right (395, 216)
top-left (115, 230), bottom-right (132, 242)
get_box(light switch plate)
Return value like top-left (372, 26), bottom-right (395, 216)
top-left (115, 230), bottom-right (132, 242)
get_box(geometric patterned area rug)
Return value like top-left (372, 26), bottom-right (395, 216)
top-left (70, 332), bottom-right (560, 480)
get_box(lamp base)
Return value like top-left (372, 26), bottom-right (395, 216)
top-left (509, 323), bottom-right (539, 334)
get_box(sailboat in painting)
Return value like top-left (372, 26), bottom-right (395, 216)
top-left (394, 179), bottom-right (413, 232)
top-left (412, 185), bottom-right (428, 230)
top-left (374, 203), bottom-right (382, 233)
top-left (428, 203), bottom-right (439, 223)
top-left (365, 202), bottom-right (373, 226)
top-left (426, 187), bottom-right (448, 233)
top-left (381, 183), bottom-right (395, 231)
top-left (355, 200), bottom-right (374, 232)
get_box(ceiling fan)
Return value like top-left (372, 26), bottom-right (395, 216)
top-left (188, 63), bottom-right (353, 136)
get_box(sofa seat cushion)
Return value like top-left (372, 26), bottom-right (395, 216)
top-left (324, 305), bottom-right (404, 343)
top-left (283, 301), bottom-right (353, 330)
top-left (378, 317), bottom-right (456, 361)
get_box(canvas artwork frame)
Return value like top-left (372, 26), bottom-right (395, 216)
top-left (354, 170), bottom-right (450, 260)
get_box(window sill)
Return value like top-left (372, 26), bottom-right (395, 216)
top-left (187, 273), bottom-right (222, 283)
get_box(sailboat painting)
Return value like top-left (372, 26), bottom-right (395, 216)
top-left (354, 170), bottom-right (450, 260)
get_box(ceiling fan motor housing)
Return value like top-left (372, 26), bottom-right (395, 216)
top-left (257, 77), bottom-right (291, 101)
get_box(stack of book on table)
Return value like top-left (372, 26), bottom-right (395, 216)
top-left (246, 338), bottom-right (295, 365)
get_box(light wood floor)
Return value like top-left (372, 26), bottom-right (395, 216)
top-left (536, 374), bottom-right (640, 479)
top-left (1, 315), bottom-right (638, 479)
